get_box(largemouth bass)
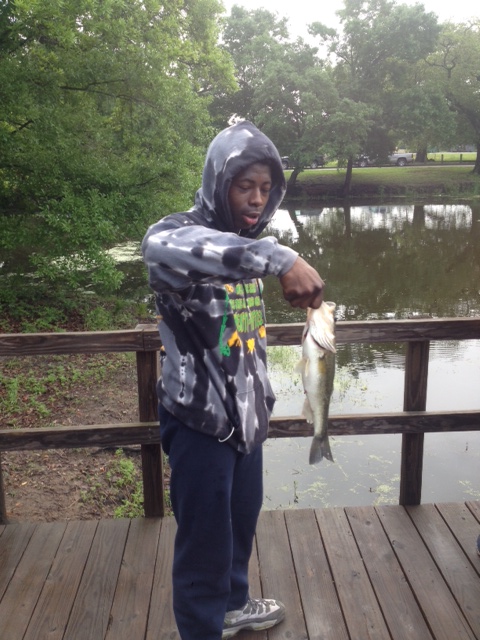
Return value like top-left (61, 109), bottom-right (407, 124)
top-left (296, 301), bottom-right (336, 464)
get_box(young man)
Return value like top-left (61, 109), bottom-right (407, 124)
top-left (142, 120), bottom-right (324, 639)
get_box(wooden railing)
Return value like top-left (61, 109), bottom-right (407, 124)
top-left (1, 317), bottom-right (480, 523)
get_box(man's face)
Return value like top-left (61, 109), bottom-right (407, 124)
top-left (228, 163), bottom-right (272, 232)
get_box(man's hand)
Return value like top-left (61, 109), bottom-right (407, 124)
top-left (279, 257), bottom-right (325, 309)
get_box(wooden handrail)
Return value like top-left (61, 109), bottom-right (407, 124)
top-left (1, 411), bottom-right (479, 450)
top-left (1, 317), bottom-right (480, 355)
top-left (1, 317), bottom-right (480, 523)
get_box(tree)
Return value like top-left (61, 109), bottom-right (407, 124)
top-left (0, 0), bottom-right (234, 308)
top-left (310, 0), bottom-right (441, 192)
top-left (253, 40), bottom-right (341, 187)
top-left (218, 8), bottom-right (345, 187)
top-left (393, 85), bottom-right (457, 162)
top-left (210, 5), bottom-right (289, 125)
top-left (426, 21), bottom-right (480, 174)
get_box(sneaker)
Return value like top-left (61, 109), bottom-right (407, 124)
top-left (222, 597), bottom-right (285, 639)
top-left (477, 534), bottom-right (480, 557)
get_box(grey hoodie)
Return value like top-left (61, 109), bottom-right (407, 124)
top-left (142, 121), bottom-right (298, 453)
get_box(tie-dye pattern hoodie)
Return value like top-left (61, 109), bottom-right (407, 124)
top-left (142, 121), bottom-right (298, 453)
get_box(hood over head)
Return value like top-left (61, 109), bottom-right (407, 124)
top-left (193, 120), bottom-right (286, 238)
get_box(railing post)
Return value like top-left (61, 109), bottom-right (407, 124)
top-left (136, 346), bottom-right (164, 517)
top-left (400, 340), bottom-right (429, 506)
top-left (0, 455), bottom-right (7, 524)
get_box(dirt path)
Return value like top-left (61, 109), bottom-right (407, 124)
top-left (1, 353), bottom-right (157, 522)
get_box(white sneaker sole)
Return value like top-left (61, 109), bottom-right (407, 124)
top-left (222, 616), bottom-right (284, 639)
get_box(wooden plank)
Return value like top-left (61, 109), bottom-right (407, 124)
top-left (400, 341), bottom-right (429, 505)
top-left (141, 444), bottom-right (165, 517)
top-left (0, 455), bottom-right (7, 524)
top-left (1, 411), bottom-right (479, 452)
top-left (146, 515), bottom-right (267, 640)
top-left (136, 349), bottom-right (164, 518)
top-left (147, 515), bottom-right (178, 640)
top-left (407, 504), bottom-right (480, 636)
top-left (63, 518), bottom-right (130, 640)
top-left (285, 509), bottom-right (349, 640)
top-left (106, 517), bottom-right (162, 640)
top-left (265, 317), bottom-right (480, 347)
top-left (23, 520), bottom-right (98, 640)
top-left (238, 534), bottom-right (269, 640)
top-left (0, 522), bottom-right (36, 601)
top-left (268, 410), bottom-right (480, 439)
top-left (0, 329), bottom-right (147, 356)
top-left (377, 505), bottom-right (476, 640)
top-left (466, 500), bottom-right (480, 524)
top-left (257, 511), bottom-right (306, 638)
top-left (0, 522), bottom-right (67, 638)
top-left (345, 506), bottom-right (433, 640)
top-left (436, 503), bottom-right (480, 574)
top-left (255, 510), bottom-right (308, 639)
top-left (0, 422), bottom-right (160, 451)
top-left (2, 316), bottom-right (480, 358)
top-left (315, 507), bottom-right (391, 640)
top-left (403, 341), bottom-right (430, 412)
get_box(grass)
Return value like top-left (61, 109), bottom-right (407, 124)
top-left (76, 448), bottom-right (145, 519)
top-left (426, 152), bottom-right (477, 162)
top-left (0, 352), bottom-right (134, 428)
top-left (293, 164), bottom-right (480, 200)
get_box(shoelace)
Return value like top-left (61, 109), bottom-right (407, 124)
top-left (243, 598), bottom-right (271, 615)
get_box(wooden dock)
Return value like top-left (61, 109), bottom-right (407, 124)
top-left (1, 502), bottom-right (479, 640)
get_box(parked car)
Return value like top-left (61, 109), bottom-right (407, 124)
top-left (387, 152), bottom-right (414, 166)
top-left (355, 152), bottom-right (414, 167)
top-left (356, 154), bottom-right (372, 167)
top-left (281, 155), bottom-right (325, 170)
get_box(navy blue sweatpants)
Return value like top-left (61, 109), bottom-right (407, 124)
top-left (159, 405), bottom-right (263, 640)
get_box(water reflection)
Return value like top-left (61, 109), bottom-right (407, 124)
top-left (262, 202), bottom-right (480, 509)
top-left (263, 202), bottom-right (480, 323)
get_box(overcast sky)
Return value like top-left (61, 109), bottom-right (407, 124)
top-left (221, 0), bottom-right (478, 42)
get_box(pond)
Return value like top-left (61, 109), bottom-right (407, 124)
top-left (115, 201), bottom-right (480, 508)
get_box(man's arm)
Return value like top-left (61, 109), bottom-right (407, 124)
top-left (142, 216), bottom-right (299, 294)
top-left (279, 257), bottom-right (325, 309)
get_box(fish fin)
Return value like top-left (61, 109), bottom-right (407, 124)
top-left (302, 397), bottom-right (314, 423)
top-left (309, 435), bottom-right (334, 465)
top-left (295, 358), bottom-right (306, 374)
top-left (310, 325), bottom-right (336, 353)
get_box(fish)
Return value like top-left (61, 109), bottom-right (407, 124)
top-left (296, 301), bottom-right (336, 464)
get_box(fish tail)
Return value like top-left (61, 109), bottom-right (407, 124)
top-left (309, 435), bottom-right (334, 465)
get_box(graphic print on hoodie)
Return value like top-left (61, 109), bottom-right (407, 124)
top-left (142, 121), bottom-right (299, 453)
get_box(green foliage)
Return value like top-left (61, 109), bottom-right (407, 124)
top-left (0, 352), bottom-right (131, 426)
top-left (210, 6), bottom-right (288, 125)
top-left (0, 0), bottom-right (234, 305)
top-left (78, 448), bottom-right (171, 519)
top-left (219, 8), bottom-right (343, 184)
top-left (0, 288), bottom-right (149, 332)
top-left (309, 0), bottom-right (442, 191)
top-left (77, 448), bottom-right (144, 518)
top-left (427, 21), bottom-right (480, 174)
top-left (106, 450), bottom-right (144, 519)
top-left (255, 43), bottom-right (340, 164)
top-left (296, 164), bottom-right (480, 196)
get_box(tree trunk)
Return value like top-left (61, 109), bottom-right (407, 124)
top-left (413, 204), bottom-right (425, 228)
top-left (287, 166), bottom-right (302, 188)
top-left (341, 156), bottom-right (354, 197)
top-left (343, 205), bottom-right (351, 238)
top-left (415, 147), bottom-right (428, 163)
top-left (473, 141), bottom-right (480, 175)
